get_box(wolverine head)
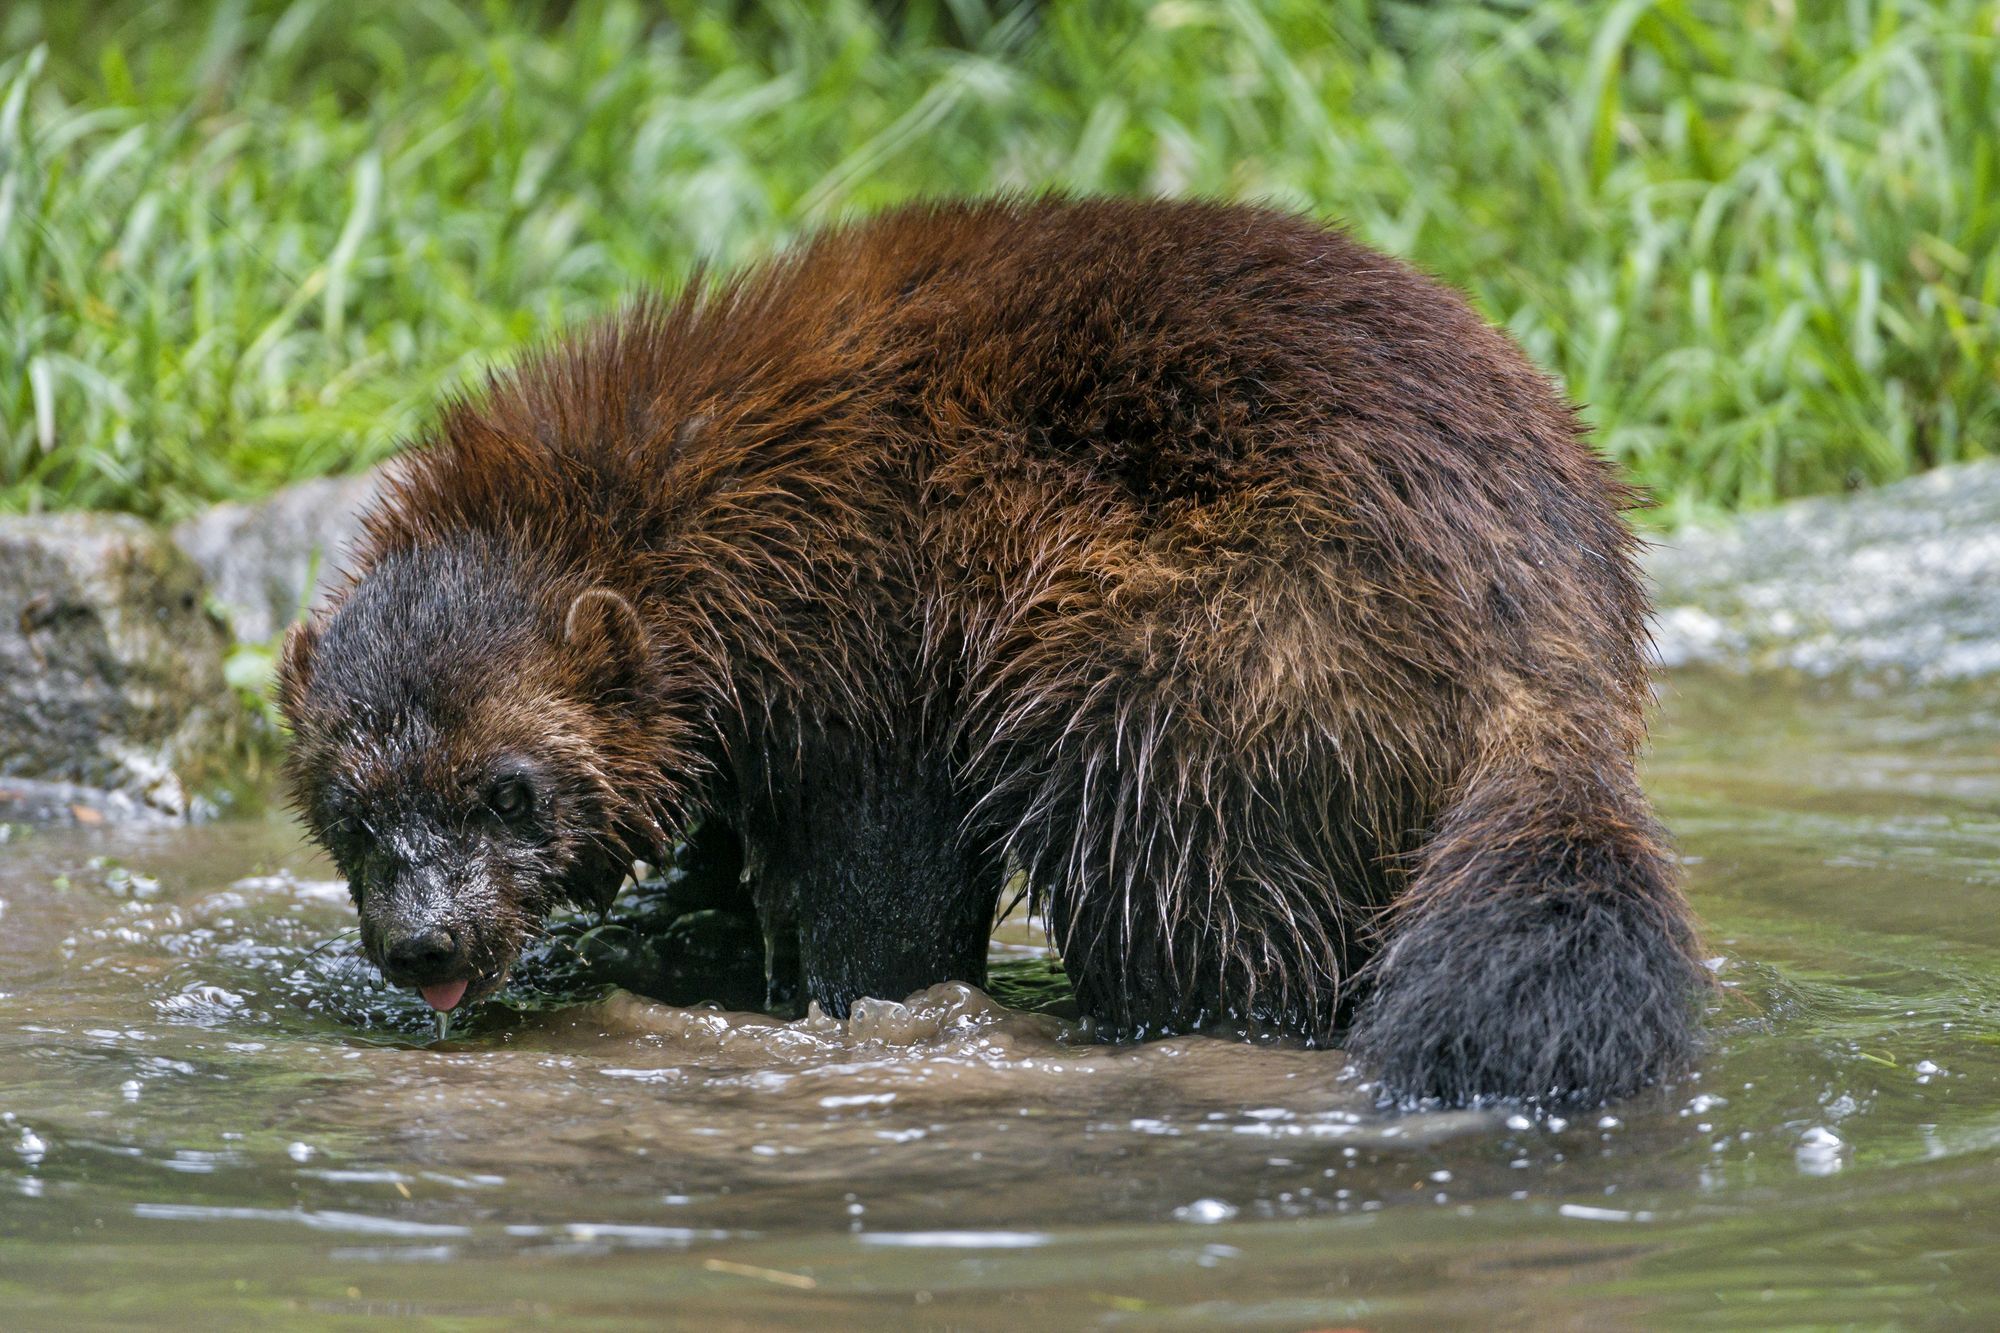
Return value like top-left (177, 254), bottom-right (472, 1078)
top-left (277, 538), bottom-right (682, 1015)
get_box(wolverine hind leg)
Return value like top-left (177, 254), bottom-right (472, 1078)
top-left (994, 705), bottom-right (1386, 1042)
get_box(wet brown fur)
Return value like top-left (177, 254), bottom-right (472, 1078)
top-left (280, 197), bottom-right (1706, 1106)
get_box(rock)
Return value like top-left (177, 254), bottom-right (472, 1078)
top-left (0, 513), bottom-right (242, 818)
top-left (0, 776), bottom-right (184, 825)
top-left (1645, 460), bottom-right (2000, 681)
top-left (172, 470), bottom-right (382, 644)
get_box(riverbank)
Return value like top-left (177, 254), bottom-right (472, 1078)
top-left (7, 0), bottom-right (1993, 518)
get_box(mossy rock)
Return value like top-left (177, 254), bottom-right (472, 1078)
top-left (0, 513), bottom-right (245, 818)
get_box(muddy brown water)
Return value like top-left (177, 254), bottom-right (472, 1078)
top-left (3, 672), bottom-right (1999, 1327)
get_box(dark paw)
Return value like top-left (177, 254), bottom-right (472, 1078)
top-left (1348, 891), bottom-right (1705, 1108)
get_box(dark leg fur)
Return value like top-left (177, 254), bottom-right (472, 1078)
top-left (737, 726), bottom-right (1000, 1018)
top-left (664, 819), bottom-right (750, 915)
top-left (1348, 757), bottom-right (1706, 1108)
top-left (1050, 842), bottom-right (1377, 1043)
top-left (757, 889), bottom-right (803, 1013)
top-left (1014, 733), bottom-right (1377, 1044)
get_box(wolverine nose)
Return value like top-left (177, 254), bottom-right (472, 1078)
top-left (383, 926), bottom-right (461, 978)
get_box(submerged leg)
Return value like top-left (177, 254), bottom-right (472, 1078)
top-left (1348, 738), bottom-right (1706, 1107)
top-left (740, 725), bottom-right (1001, 1018)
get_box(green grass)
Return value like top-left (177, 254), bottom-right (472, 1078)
top-left (2, 0), bottom-right (1995, 521)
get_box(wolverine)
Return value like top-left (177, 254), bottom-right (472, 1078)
top-left (278, 197), bottom-right (1706, 1107)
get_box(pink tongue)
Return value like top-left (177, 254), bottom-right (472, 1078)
top-left (419, 980), bottom-right (468, 1012)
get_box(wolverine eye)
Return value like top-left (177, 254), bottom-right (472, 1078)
top-left (486, 775), bottom-right (537, 823)
top-left (316, 796), bottom-right (365, 853)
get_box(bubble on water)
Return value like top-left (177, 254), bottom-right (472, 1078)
top-left (327, 1245), bottom-right (457, 1264)
top-left (133, 1202), bottom-right (470, 1238)
top-left (1173, 1199), bottom-right (1239, 1224)
top-left (96, 861), bottom-right (161, 900)
top-left (230, 873), bottom-right (351, 905)
top-left (288, 1142), bottom-right (316, 1163)
top-left (154, 984), bottom-right (247, 1025)
top-left (845, 983), bottom-right (1009, 1044)
top-left (305, 1169), bottom-right (410, 1185)
top-left (592, 981), bottom-right (1070, 1067)
top-left (857, 1230), bottom-right (1048, 1249)
top-left (1915, 1060), bottom-right (1942, 1075)
top-left (1797, 1126), bottom-right (1847, 1176)
top-left (1557, 1202), bottom-right (1654, 1223)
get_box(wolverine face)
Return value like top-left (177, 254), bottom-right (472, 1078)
top-left (278, 541), bottom-right (661, 1015)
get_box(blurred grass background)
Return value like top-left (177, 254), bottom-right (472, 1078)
top-left (1, 0), bottom-right (1994, 522)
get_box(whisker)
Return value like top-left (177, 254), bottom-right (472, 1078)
top-left (526, 921), bottom-right (590, 966)
top-left (301, 927), bottom-right (361, 962)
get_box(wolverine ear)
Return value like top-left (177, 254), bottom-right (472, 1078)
top-left (276, 617), bottom-right (321, 718)
top-left (564, 588), bottom-right (648, 685)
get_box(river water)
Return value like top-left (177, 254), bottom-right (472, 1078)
top-left (3, 671), bottom-right (1998, 1327)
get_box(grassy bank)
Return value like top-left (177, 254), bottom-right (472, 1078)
top-left (2, 0), bottom-right (1994, 521)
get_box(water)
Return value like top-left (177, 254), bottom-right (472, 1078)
top-left (4, 672), bottom-right (1999, 1326)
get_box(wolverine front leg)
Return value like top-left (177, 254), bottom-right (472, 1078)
top-left (756, 890), bottom-right (804, 1014)
top-left (1349, 742), bottom-right (1707, 1107)
top-left (740, 724), bottom-right (1001, 1018)
top-left (652, 817), bottom-right (803, 1009)
top-left (728, 806), bottom-right (806, 1013)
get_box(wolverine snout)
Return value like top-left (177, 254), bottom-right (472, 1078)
top-left (381, 924), bottom-right (463, 981)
